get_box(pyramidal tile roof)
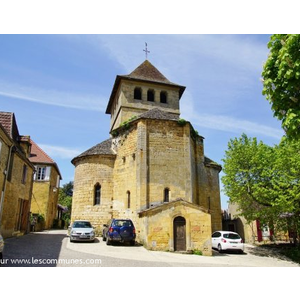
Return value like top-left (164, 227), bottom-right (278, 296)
top-left (125, 60), bottom-right (173, 85)
top-left (29, 139), bottom-right (55, 164)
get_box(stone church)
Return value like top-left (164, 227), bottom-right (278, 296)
top-left (71, 60), bottom-right (222, 255)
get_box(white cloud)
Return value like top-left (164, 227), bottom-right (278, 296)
top-left (38, 144), bottom-right (81, 159)
top-left (0, 80), bottom-right (106, 112)
top-left (95, 35), bottom-right (268, 77)
top-left (191, 113), bottom-right (283, 139)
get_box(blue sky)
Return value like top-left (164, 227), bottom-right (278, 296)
top-left (0, 35), bottom-right (284, 209)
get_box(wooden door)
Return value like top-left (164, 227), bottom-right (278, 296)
top-left (174, 216), bottom-right (186, 251)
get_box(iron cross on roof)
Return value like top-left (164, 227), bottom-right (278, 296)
top-left (143, 42), bottom-right (150, 59)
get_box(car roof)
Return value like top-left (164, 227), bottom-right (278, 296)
top-left (73, 220), bottom-right (91, 223)
top-left (213, 231), bottom-right (239, 234)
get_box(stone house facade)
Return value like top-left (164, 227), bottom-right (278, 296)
top-left (71, 60), bottom-right (222, 255)
top-left (29, 139), bottom-right (62, 230)
top-left (0, 112), bottom-right (34, 238)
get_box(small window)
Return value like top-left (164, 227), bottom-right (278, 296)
top-left (94, 183), bottom-right (101, 205)
top-left (21, 164), bottom-right (28, 184)
top-left (160, 91), bottom-right (167, 103)
top-left (127, 191), bottom-right (131, 209)
top-left (7, 152), bottom-right (15, 182)
top-left (164, 188), bottom-right (170, 202)
top-left (36, 166), bottom-right (47, 181)
top-left (147, 89), bottom-right (155, 102)
top-left (134, 87), bottom-right (142, 100)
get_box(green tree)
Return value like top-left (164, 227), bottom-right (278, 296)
top-left (222, 134), bottom-right (275, 224)
top-left (262, 34), bottom-right (300, 139)
top-left (58, 181), bottom-right (73, 225)
top-left (222, 134), bottom-right (300, 245)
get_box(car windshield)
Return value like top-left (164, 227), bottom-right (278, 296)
top-left (73, 221), bottom-right (92, 228)
top-left (112, 220), bottom-right (132, 227)
top-left (223, 233), bottom-right (241, 240)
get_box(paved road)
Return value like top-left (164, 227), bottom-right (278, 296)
top-left (1, 230), bottom-right (299, 267)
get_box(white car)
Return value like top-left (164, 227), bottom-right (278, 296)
top-left (0, 234), bottom-right (4, 260)
top-left (68, 220), bottom-right (95, 242)
top-left (212, 231), bottom-right (244, 253)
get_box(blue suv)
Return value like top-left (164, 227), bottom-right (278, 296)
top-left (103, 219), bottom-right (136, 246)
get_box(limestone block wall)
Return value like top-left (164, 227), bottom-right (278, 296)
top-left (31, 166), bottom-right (60, 229)
top-left (71, 155), bottom-right (115, 232)
top-left (112, 125), bottom-right (139, 226)
top-left (1, 151), bottom-right (33, 237)
top-left (0, 132), bottom-right (11, 195)
top-left (146, 120), bottom-right (191, 205)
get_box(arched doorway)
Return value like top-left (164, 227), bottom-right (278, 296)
top-left (173, 216), bottom-right (186, 251)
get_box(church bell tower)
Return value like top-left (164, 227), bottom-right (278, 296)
top-left (105, 60), bottom-right (186, 132)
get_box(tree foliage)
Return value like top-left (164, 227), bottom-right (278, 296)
top-left (58, 181), bottom-right (73, 224)
top-left (222, 134), bottom-right (300, 243)
top-left (262, 34), bottom-right (300, 139)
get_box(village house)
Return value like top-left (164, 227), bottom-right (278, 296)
top-left (29, 139), bottom-right (62, 230)
top-left (0, 112), bottom-right (34, 238)
top-left (223, 202), bottom-right (290, 243)
top-left (71, 60), bottom-right (222, 255)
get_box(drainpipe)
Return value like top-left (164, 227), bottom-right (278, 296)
top-left (0, 145), bottom-right (14, 229)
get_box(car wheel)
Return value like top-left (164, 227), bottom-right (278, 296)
top-left (130, 240), bottom-right (135, 246)
top-left (218, 244), bottom-right (223, 253)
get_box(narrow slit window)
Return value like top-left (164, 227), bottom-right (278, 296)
top-left (134, 87), bottom-right (142, 100)
top-left (164, 188), bottom-right (170, 202)
top-left (94, 183), bottom-right (101, 205)
top-left (21, 164), bottom-right (27, 184)
top-left (127, 191), bottom-right (131, 209)
top-left (147, 89), bottom-right (155, 102)
top-left (160, 91), bottom-right (167, 103)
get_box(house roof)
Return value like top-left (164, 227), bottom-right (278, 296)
top-left (29, 139), bottom-right (62, 179)
top-left (138, 198), bottom-right (209, 217)
top-left (105, 60), bottom-right (186, 114)
top-left (71, 138), bottom-right (115, 164)
top-left (0, 111), bottom-right (20, 141)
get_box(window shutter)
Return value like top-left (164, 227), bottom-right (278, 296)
top-left (44, 166), bottom-right (51, 181)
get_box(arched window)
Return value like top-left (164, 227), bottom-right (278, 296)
top-left (127, 191), bottom-right (131, 209)
top-left (164, 188), bottom-right (170, 202)
top-left (94, 183), bottom-right (101, 205)
top-left (160, 91), bottom-right (167, 103)
top-left (147, 89), bottom-right (155, 102)
top-left (134, 87), bottom-right (142, 100)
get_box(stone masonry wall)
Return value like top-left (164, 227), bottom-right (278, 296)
top-left (71, 155), bottom-right (115, 233)
top-left (1, 151), bottom-right (33, 237)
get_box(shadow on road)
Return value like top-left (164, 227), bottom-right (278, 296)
top-left (212, 249), bottom-right (247, 256)
top-left (2, 230), bottom-right (66, 267)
